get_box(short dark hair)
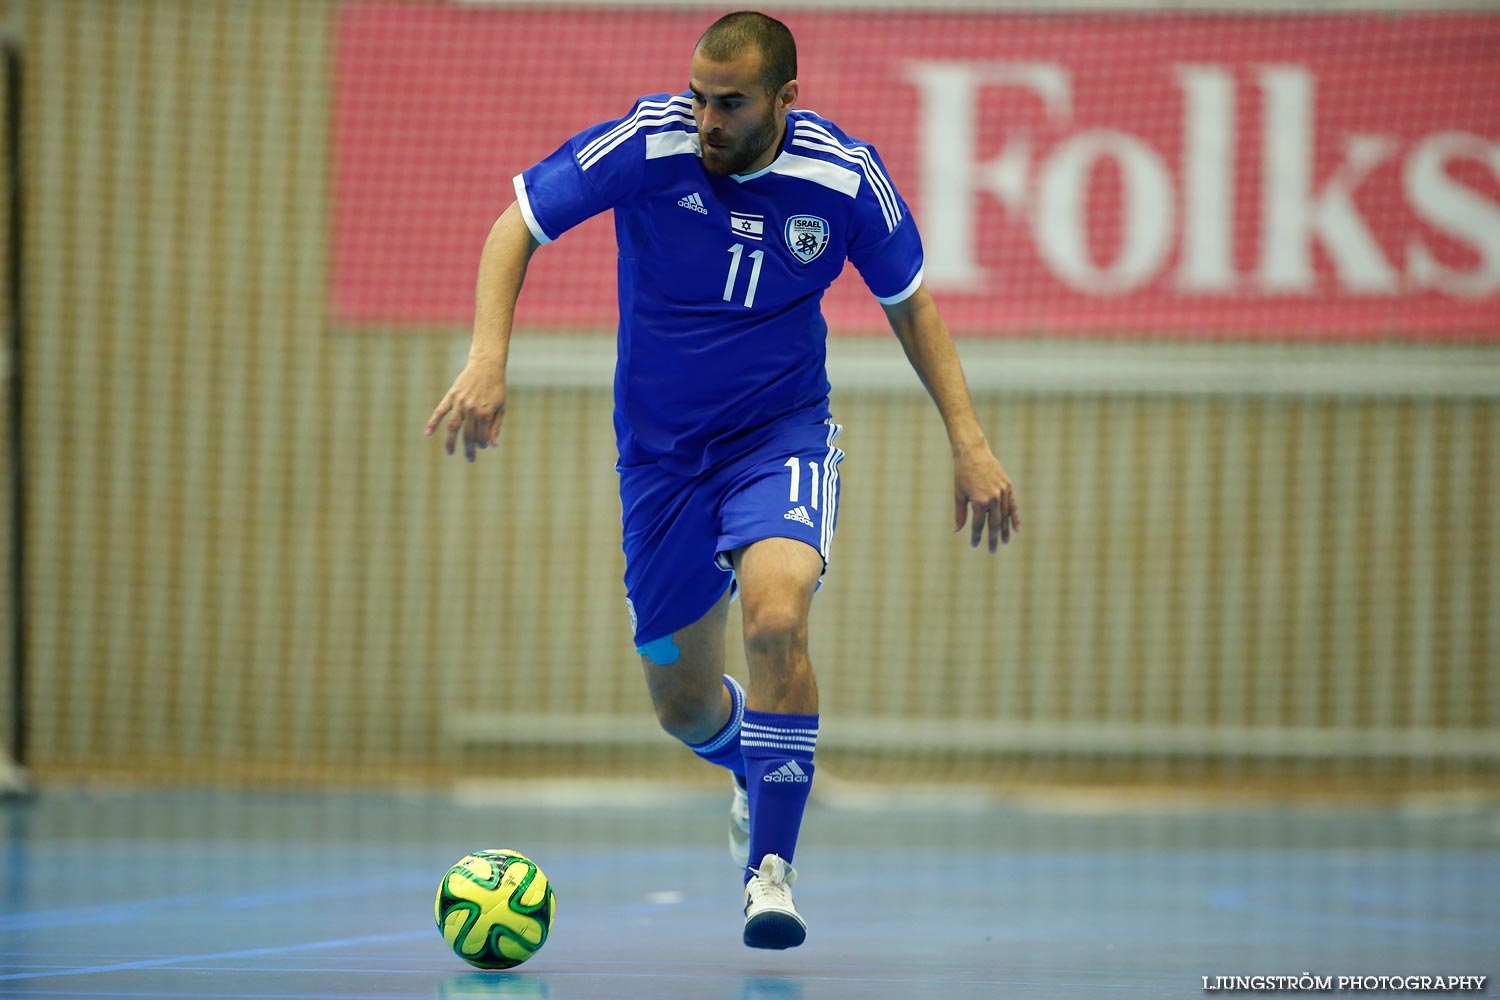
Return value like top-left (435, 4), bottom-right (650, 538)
top-left (696, 11), bottom-right (797, 94)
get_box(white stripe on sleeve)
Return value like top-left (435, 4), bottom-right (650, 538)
top-left (512, 174), bottom-right (552, 245)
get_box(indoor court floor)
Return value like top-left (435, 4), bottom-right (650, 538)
top-left (1, 784), bottom-right (1496, 999)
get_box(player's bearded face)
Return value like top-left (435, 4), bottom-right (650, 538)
top-left (699, 100), bottom-right (779, 175)
top-left (690, 49), bottom-right (793, 177)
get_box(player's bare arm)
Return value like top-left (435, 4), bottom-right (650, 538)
top-left (882, 283), bottom-right (1020, 552)
top-left (425, 200), bottom-right (540, 462)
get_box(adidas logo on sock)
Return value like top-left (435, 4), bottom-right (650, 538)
top-left (763, 761), bottom-right (810, 783)
top-left (783, 506), bottom-right (813, 527)
top-left (677, 191), bottom-right (708, 214)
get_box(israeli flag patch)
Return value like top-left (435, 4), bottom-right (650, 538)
top-left (730, 212), bottom-right (764, 240)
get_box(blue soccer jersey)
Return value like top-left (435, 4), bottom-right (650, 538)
top-left (514, 93), bottom-right (924, 476)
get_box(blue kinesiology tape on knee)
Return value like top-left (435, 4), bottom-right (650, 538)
top-left (636, 634), bottom-right (681, 666)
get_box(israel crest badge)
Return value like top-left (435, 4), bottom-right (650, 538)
top-left (784, 215), bottom-right (830, 264)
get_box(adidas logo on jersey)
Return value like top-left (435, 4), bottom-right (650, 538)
top-left (784, 506), bottom-right (813, 527)
top-left (677, 191), bottom-right (708, 214)
top-left (763, 761), bottom-right (810, 783)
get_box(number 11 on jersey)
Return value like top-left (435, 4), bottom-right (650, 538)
top-left (723, 244), bottom-right (764, 309)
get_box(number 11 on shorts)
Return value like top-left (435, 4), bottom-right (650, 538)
top-left (784, 457), bottom-right (820, 510)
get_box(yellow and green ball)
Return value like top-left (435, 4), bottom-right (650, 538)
top-left (435, 849), bottom-right (556, 970)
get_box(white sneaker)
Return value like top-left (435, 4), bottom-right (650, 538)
top-left (729, 777), bottom-right (750, 867)
top-left (742, 853), bottom-right (806, 950)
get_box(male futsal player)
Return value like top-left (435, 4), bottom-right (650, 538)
top-left (426, 11), bottom-right (1019, 950)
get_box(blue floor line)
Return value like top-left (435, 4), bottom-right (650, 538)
top-left (0, 931), bottom-right (429, 983)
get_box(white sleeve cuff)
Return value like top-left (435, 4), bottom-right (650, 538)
top-left (512, 174), bottom-right (553, 245)
top-left (873, 268), bottom-right (923, 306)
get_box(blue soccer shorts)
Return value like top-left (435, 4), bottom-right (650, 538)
top-left (619, 418), bottom-right (845, 650)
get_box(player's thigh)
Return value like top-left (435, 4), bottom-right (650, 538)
top-left (715, 422), bottom-right (844, 639)
top-left (730, 536), bottom-right (824, 641)
top-left (621, 463), bottom-right (733, 652)
top-left (637, 585), bottom-right (733, 719)
top-left (621, 464), bottom-right (736, 720)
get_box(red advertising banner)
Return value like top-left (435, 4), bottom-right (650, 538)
top-left (331, 6), bottom-right (1500, 338)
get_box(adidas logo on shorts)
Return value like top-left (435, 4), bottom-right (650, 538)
top-left (763, 761), bottom-right (810, 783)
top-left (783, 506), bottom-right (813, 527)
top-left (677, 191), bottom-right (708, 214)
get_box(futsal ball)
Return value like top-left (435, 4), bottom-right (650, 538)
top-left (435, 849), bottom-right (556, 970)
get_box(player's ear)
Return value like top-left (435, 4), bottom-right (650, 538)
top-left (778, 80), bottom-right (798, 113)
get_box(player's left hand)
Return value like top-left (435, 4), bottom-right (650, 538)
top-left (953, 444), bottom-right (1020, 553)
top-left (425, 357), bottom-right (507, 463)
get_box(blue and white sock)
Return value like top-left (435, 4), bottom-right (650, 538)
top-left (684, 675), bottom-right (746, 778)
top-left (741, 710), bottom-right (818, 882)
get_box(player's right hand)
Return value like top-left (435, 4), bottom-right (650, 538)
top-left (425, 359), bottom-right (506, 463)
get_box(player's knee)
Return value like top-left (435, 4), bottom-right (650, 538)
top-left (740, 601), bottom-right (807, 659)
top-left (651, 692), bottom-right (721, 744)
